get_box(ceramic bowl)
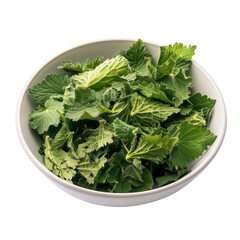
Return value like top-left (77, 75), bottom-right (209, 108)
top-left (17, 40), bottom-right (227, 206)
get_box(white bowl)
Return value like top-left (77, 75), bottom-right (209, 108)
top-left (17, 40), bottom-right (227, 206)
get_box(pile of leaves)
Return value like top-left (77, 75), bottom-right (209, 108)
top-left (28, 39), bottom-right (217, 193)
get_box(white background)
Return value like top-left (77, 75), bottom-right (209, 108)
top-left (1, 0), bottom-right (239, 239)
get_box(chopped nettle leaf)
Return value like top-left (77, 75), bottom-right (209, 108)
top-left (155, 168), bottom-right (189, 187)
top-left (57, 57), bottom-right (104, 73)
top-left (126, 134), bottom-right (178, 163)
top-left (130, 92), bottom-right (180, 125)
top-left (29, 99), bottom-right (64, 134)
top-left (188, 93), bottom-right (216, 118)
top-left (120, 39), bottom-right (155, 78)
top-left (28, 39), bottom-right (216, 193)
top-left (130, 80), bottom-right (173, 104)
top-left (77, 155), bottom-right (107, 184)
top-left (157, 43), bottom-right (197, 77)
top-left (78, 121), bottom-right (115, 153)
top-left (72, 55), bottom-right (136, 89)
top-left (28, 73), bottom-right (71, 104)
top-left (169, 122), bottom-right (217, 168)
top-left (157, 69), bottom-right (192, 107)
top-left (113, 118), bottom-right (141, 145)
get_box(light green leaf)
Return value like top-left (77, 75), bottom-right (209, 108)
top-left (44, 136), bottom-right (79, 183)
top-left (102, 86), bottom-right (119, 102)
top-left (130, 93), bottom-right (180, 125)
top-left (77, 155), bottom-right (107, 184)
top-left (169, 122), bottom-right (217, 168)
top-left (126, 134), bottom-right (178, 163)
top-left (57, 57), bottom-right (104, 73)
top-left (29, 99), bottom-right (64, 134)
top-left (78, 122), bottom-right (115, 153)
top-left (62, 83), bottom-right (76, 106)
top-left (110, 99), bottom-right (132, 123)
top-left (28, 73), bottom-right (71, 104)
top-left (72, 55), bottom-right (134, 89)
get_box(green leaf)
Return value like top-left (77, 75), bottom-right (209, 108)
top-left (78, 122), bottom-right (115, 153)
top-left (126, 134), bottom-right (178, 163)
top-left (72, 55), bottom-right (135, 89)
top-left (156, 43), bottom-right (196, 107)
top-left (95, 162), bottom-right (110, 184)
top-left (44, 136), bottom-right (79, 183)
top-left (131, 167), bottom-right (154, 192)
top-left (66, 102), bottom-right (111, 121)
top-left (51, 124), bottom-right (74, 149)
top-left (120, 39), bottom-right (154, 78)
top-left (155, 168), bottom-right (189, 187)
top-left (130, 80), bottom-right (173, 104)
top-left (28, 73), bottom-right (71, 104)
top-left (106, 151), bottom-right (125, 183)
top-left (113, 118), bottom-right (141, 145)
top-left (57, 57), bottom-right (104, 73)
top-left (178, 99), bottom-right (193, 115)
top-left (110, 99), bottom-right (132, 123)
top-left (168, 111), bottom-right (206, 127)
top-left (189, 93), bottom-right (216, 117)
top-left (113, 181), bottom-right (132, 193)
top-left (75, 175), bottom-right (97, 190)
top-left (169, 122), bottom-right (217, 168)
top-left (130, 93), bottom-right (180, 125)
top-left (157, 43), bottom-right (196, 76)
top-left (159, 43), bottom-right (196, 63)
top-left (158, 69), bottom-right (192, 107)
top-left (122, 165), bottom-right (143, 182)
top-left (29, 99), bottom-right (64, 134)
top-left (62, 83), bottom-right (76, 106)
top-left (102, 86), bottom-right (120, 102)
top-left (77, 155), bottom-right (107, 184)
top-left (65, 88), bottom-right (111, 121)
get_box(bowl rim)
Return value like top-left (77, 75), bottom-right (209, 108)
top-left (16, 39), bottom-right (227, 198)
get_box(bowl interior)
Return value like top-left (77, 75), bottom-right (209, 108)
top-left (18, 40), bottom-right (226, 176)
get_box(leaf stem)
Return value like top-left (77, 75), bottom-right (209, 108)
top-left (120, 140), bottom-right (129, 153)
top-left (56, 110), bottom-right (70, 132)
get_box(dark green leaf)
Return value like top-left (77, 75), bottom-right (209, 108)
top-left (169, 122), bottom-right (217, 168)
top-left (156, 168), bottom-right (189, 186)
top-left (130, 81), bottom-right (173, 104)
top-left (120, 39), bottom-right (154, 78)
top-left (28, 73), bottom-right (71, 104)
